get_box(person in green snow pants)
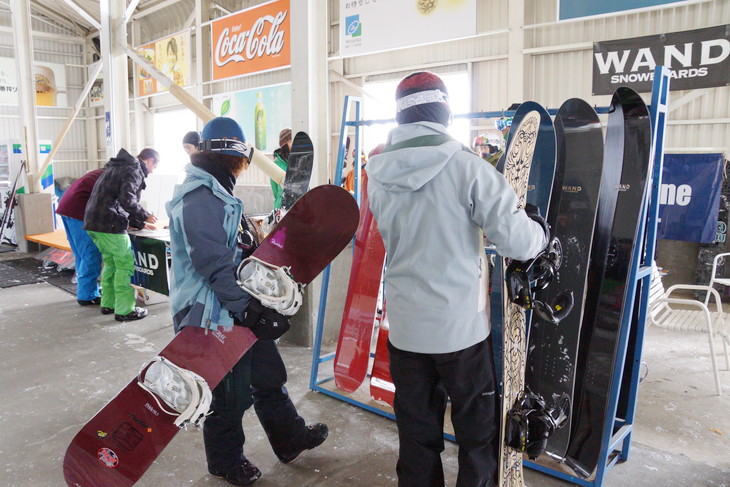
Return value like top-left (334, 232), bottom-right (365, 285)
top-left (83, 148), bottom-right (159, 322)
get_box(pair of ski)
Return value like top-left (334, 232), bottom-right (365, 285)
top-left (63, 136), bottom-right (360, 487)
top-left (495, 89), bottom-right (652, 485)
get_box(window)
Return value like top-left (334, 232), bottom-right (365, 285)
top-left (362, 71), bottom-right (471, 155)
top-left (151, 109), bottom-right (197, 177)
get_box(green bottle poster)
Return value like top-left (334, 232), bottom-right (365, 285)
top-left (212, 83), bottom-right (291, 153)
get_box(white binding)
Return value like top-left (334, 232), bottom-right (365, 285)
top-left (137, 356), bottom-right (213, 428)
top-left (236, 256), bottom-right (302, 316)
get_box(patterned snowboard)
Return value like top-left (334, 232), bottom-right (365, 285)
top-left (498, 109), bottom-right (541, 487)
top-left (491, 102), bottom-right (557, 384)
top-left (63, 185), bottom-right (359, 487)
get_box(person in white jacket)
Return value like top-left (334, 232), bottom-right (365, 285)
top-left (366, 71), bottom-right (548, 487)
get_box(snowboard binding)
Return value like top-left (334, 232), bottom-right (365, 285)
top-left (236, 256), bottom-right (303, 316)
top-left (505, 390), bottom-right (570, 459)
top-left (137, 356), bottom-right (213, 428)
top-left (505, 237), bottom-right (574, 323)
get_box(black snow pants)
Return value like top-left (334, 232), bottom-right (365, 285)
top-left (203, 338), bottom-right (307, 473)
top-left (388, 338), bottom-right (499, 487)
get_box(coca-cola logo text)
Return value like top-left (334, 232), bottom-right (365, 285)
top-left (215, 11), bottom-right (287, 67)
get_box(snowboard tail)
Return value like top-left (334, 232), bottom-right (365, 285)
top-left (63, 325), bottom-right (257, 487)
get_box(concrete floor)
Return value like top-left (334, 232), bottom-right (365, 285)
top-left (1, 257), bottom-right (729, 487)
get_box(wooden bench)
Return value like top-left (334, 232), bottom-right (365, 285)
top-left (25, 229), bottom-right (71, 252)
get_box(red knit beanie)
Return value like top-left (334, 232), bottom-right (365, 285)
top-left (395, 72), bottom-right (451, 126)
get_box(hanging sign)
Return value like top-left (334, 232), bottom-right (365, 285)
top-left (135, 31), bottom-right (192, 96)
top-left (592, 25), bottom-right (730, 95)
top-left (130, 235), bottom-right (170, 296)
top-left (0, 58), bottom-right (68, 107)
top-left (559, 0), bottom-right (687, 21)
top-left (657, 153), bottom-right (725, 243)
top-left (340, 0), bottom-right (476, 58)
top-left (211, 0), bottom-right (291, 81)
top-left (211, 83), bottom-right (292, 152)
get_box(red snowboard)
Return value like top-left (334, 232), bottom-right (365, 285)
top-left (63, 185), bottom-right (359, 487)
top-left (333, 174), bottom-right (387, 392)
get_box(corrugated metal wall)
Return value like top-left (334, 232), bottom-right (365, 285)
top-left (524, 0), bottom-right (730, 152)
top-left (0, 13), bottom-right (89, 180)
top-left (4, 1), bottom-right (728, 183)
top-left (329, 0), bottom-right (730, 154)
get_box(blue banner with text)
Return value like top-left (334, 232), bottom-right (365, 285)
top-left (657, 153), bottom-right (725, 243)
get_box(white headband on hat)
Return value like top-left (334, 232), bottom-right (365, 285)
top-left (396, 89), bottom-right (449, 113)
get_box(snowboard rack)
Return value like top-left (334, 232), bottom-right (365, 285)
top-left (310, 66), bottom-right (670, 487)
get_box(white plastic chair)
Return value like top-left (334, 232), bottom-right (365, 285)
top-left (648, 262), bottom-right (730, 396)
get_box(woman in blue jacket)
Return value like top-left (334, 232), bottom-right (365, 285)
top-left (167, 117), bottom-right (327, 486)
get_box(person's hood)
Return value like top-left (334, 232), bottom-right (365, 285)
top-left (168, 163), bottom-right (234, 209)
top-left (366, 121), bottom-right (463, 193)
top-left (105, 148), bottom-right (148, 176)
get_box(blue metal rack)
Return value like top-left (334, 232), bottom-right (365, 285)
top-left (309, 66), bottom-right (671, 486)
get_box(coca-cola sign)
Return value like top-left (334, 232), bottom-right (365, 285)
top-left (211, 0), bottom-right (290, 81)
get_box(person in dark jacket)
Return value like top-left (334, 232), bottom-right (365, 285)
top-left (83, 148), bottom-right (159, 321)
top-left (167, 117), bottom-right (328, 486)
top-left (56, 168), bottom-right (105, 306)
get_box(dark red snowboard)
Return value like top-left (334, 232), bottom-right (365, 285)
top-left (334, 173), bottom-right (386, 392)
top-left (63, 185), bottom-right (359, 487)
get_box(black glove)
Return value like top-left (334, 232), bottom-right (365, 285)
top-left (525, 204), bottom-right (550, 242)
top-left (240, 299), bottom-right (291, 340)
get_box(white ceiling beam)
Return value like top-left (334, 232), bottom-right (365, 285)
top-left (30, 1), bottom-right (87, 35)
top-left (210, 2), bottom-right (230, 16)
top-left (126, 44), bottom-right (286, 184)
top-left (125, 0), bottom-right (140, 22)
top-left (0, 25), bottom-right (85, 43)
top-left (183, 8), bottom-right (195, 29)
top-left (59, 0), bottom-right (100, 30)
top-left (129, 0), bottom-right (184, 21)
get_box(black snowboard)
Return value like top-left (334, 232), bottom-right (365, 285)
top-left (564, 88), bottom-right (652, 477)
top-left (523, 99), bottom-right (604, 460)
top-left (280, 131), bottom-right (314, 210)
